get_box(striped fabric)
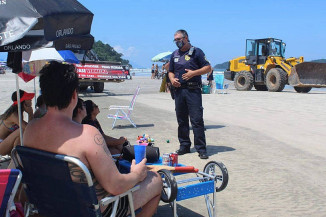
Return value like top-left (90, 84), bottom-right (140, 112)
top-left (0, 169), bottom-right (21, 217)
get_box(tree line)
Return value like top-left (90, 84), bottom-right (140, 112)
top-left (92, 40), bottom-right (131, 66)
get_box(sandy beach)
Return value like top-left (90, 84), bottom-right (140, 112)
top-left (1, 72), bottom-right (326, 217)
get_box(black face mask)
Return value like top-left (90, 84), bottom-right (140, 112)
top-left (176, 40), bottom-right (184, 49)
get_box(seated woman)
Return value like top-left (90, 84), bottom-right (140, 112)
top-left (0, 90), bottom-right (34, 155)
top-left (82, 100), bottom-right (127, 155)
top-left (72, 98), bottom-right (87, 123)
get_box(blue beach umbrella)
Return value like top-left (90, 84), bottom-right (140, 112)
top-left (58, 50), bottom-right (80, 64)
top-left (22, 48), bottom-right (79, 64)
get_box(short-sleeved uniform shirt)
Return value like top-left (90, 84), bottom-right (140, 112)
top-left (169, 47), bottom-right (210, 84)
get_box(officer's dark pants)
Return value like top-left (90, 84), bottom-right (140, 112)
top-left (174, 87), bottom-right (206, 154)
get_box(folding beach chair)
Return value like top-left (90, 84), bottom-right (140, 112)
top-left (12, 146), bottom-right (139, 217)
top-left (0, 155), bottom-right (11, 169)
top-left (108, 86), bottom-right (140, 129)
top-left (0, 169), bottom-right (22, 217)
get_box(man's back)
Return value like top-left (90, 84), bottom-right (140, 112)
top-left (23, 112), bottom-right (93, 167)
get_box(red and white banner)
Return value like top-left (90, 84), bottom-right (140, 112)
top-left (75, 63), bottom-right (127, 80)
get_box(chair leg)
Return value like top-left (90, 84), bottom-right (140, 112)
top-left (128, 118), bottom-right (137, 128)
top-left (110, 199), bottom-right (119, 217)
top-left (128, 193), bottom-right (136, 217)
top-left (112, 110), bottom-right (120, 129)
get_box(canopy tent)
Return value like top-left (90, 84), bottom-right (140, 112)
top-left (0, 0), bottom-right (93, 47)
top-left (0, 0), bottom-right (94, 73)
top-left (151, 51), bottom-right (172, 62)
top-left (0, 0), bottom-right (94, 146)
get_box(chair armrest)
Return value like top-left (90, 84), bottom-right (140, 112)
top-left (109, 106), bottom-right (130, 110)
top-left (100, 185), bottom-right (140, 206)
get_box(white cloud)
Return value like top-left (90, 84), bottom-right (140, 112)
top-left (113, 45), bottom-right (124, 54)
top-left (113, 45), bottom-right (136, 57)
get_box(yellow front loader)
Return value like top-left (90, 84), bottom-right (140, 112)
top-left (224, 38), bottom-right (326, 93)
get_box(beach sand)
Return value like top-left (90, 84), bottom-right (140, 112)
top-left (1, 72), bottom-right (326, 217)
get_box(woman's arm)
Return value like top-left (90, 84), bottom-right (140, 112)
top-left (103, 134), bottom-right (126, 147)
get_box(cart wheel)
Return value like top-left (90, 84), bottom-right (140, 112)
top-left (158, 169), bottom-right (178, 203)
top-left (203, 161), bottom-right (229, 192)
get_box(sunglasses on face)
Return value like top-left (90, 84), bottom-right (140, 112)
top-left (173, 37), bottom-right (184, 42)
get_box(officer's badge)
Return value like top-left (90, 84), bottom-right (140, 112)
top-left (185, 55), bottom-right (190, 61)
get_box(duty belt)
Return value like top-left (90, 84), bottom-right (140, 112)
top-left (179, 82), bottom-right (202, 89)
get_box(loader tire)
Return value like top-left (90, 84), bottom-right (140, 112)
top-left (94, 82), bottom-right (104, 93)
top-left (254, 84), bottom-right (268, 91)
top-left (266, 68), bottom-right (287, 92)
top-left (294, 86), bottom-right (312, 93)
top-left (234, 71), bottom-right (254, 91)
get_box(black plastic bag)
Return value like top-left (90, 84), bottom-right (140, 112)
top-left (122, 145), bottom-right (160, 163)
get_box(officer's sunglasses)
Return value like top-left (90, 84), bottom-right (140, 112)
top-left (173, 37), bottom-right (184, 42)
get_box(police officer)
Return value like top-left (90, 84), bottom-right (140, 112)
top-left (168, 29), bottom-right (211, 159)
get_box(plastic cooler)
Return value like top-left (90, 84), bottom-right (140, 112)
top-left (202, 85), bottom-right (211, 94)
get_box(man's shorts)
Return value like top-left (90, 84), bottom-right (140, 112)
top-left (102, 195), bottom-right (129, 217)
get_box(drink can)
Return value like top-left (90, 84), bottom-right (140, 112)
top-left (162, 153), bottom-right (171, 166)
top-left (169, 152), bottom-right (178, 167)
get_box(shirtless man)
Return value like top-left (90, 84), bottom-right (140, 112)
top-left (23, 62), bottom-right (162, 217)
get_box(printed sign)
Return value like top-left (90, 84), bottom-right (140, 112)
top-left (75, 63), bottom-right (128, 80)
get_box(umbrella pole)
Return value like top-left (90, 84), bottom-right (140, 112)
top-left (15, 74), bottom-right (24, 146)
top-left (34, 78), bottom-right (37, 105)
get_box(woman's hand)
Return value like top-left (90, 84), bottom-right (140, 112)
top-left (23, 103), bottom-right (33, 115)
top-left (119, 136), bottom-right (127, 142)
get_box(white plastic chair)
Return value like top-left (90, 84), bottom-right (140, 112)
top-left (108, 86), bottom-right (140, 129)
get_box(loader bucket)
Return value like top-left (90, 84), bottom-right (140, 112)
top-left (288, 62), bottom-right (326, 87)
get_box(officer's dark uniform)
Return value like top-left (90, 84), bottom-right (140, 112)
top-left (169, 46), bottom-right (210, 154)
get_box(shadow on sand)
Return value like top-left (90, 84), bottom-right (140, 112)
top-left (154, 203), bottom-right (205, 217)
top-left (190, 125), bottom-right (225, 131)
top-left (190, 145), bottom-right (235, 156)
top-left (79, 89), bottom-right (134, 97)
top-left (112, 124), bottom-right (155, 129)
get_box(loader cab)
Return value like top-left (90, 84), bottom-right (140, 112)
top-left (245, 38), bottom-right (286, 65)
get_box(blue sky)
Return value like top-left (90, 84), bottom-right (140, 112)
top-left (1, 0), bottom-right (326, 68)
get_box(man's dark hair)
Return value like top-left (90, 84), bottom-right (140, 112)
top-left (39, 61), bottom-right (79, 110)
top-left (36, 95), bottom-right (44, 108)
top-left (81, 100), bottom-right (95, 124)
top-left (175, 29), bottom-right (190, 42)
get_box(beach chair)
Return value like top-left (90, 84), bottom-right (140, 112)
top-left (108, 86), bottom-right (140, 129)
top-left (12, 146), bottom-right (139, 217)
top-left (0, 155), bottom-right (11, 169)
top-left (0, 169), bottom-right (22, 217)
